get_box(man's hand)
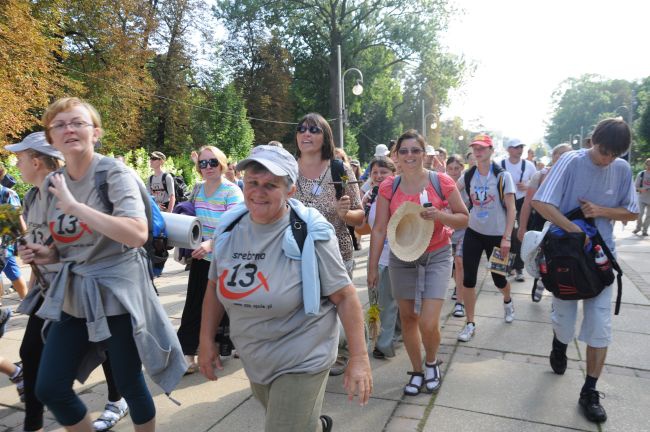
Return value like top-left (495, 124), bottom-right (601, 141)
top-left (191, 239), bottom-right (212, 259)
top-left (516, 182), bottom-right (527, 192)
top-left (579, 199), bottom-right (604, 218)
top-left (343, 354), bottom-right (373, 406)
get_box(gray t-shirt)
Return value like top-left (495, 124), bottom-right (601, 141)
top-left (208, 210), bottom-right (351, 385)
top-left (635, 171), bottom-right (650, 204)
top-left (534, 149), bottom-right (638, 252)
top-left (148, 172), bottom-right (175, 205)
top-left (458, 166), bottom-right (515, 236)
top-left (47, 154), bottom-right (146, 317)
top-left (500, 158), bottom-right (537, 200)
top-left (24, 185), bottom-right (62, 277)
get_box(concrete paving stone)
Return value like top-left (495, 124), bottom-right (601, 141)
top-left (436, 358), bottom-right (598, 431)
top-left (596, 330), bottom-right (650, 370)
top-left (476, 349), bottom-right (504, 360)
top-left (457, 315), bottom-right (581, 360)
top-left (593, 373), bottom-right (650, 431)
top-left (385, 416), bottom-right (420, 432)
top-left (503, 352), bottom-right (528, 363)
top-left (473, 290), bottom-right (553, 324)
top-left (393, 402), bottom-right (427, 419)
top-left (604, 365), bottom-right (637, 377)
top-left (635, 370), bottom-right (650, 379)
top-left (616, 274), bottom-right (649, 305)
top-left (610, 304), bottom-right (650, 334)
top-left (423, 406), bottom-right (593, 432)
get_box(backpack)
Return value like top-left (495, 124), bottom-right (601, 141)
top-left (540, 208), bottom-right (623, 314)
top-left (96, 158), bottom-right (169, 280)
top-left (330, 159), bottom-right (346, 199)
top-left (150, 172), bottom-right (189, 203)
top-left (221, 207), bottom-right (307, 252)
top-left (391, 170), bottom-right (445, 202)
top-left (464, 162), bottom-right (507, 210)
top-left (501, 159), bottom-right (526, 183)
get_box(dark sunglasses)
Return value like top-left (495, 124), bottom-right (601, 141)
top-left (149, 157), bottom-right (161, 161)
top-left (397, 147), bottom-right (423, 156)
top-left (199, 158), bottom-right (220, 169)
top-left (296, 125), bottom-right (323, 134)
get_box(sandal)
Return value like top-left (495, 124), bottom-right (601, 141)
top-left (320, 414), bottom-right (334, 432)
top-left (403, 371), bottom-right (424, 396)
top-left (424, 360), bottom-right (443, 393)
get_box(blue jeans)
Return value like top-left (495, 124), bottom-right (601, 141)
top-left (375, 265), bottom-right (398, 356)
top-left (36, 313), bottom-right (155, 426)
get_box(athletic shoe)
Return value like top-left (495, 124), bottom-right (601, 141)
top-left (452, 302), bottom-right (465, 318)
top-left (579, 389), bottom-right (607, 423)
top-left (329, 355), bottom-right (347, 376)
top-left (515, 270), bottom-right (525, 282)
top-left (633, 228), bottom-right (640, 234)
top-left (93, 399), bottom-right (129, 431)
top-left (504, 301), bottom-right (515, 323)
top-left (451, 287), bottom-right (457, 300)
top-left (549, 349), bottom-right (567, 375)
top-left (9, 362), bottom-right (24, 402)
top-left (457, 322), bottom-right (475, 342)
top-left (320, 415), bottom-right (334, 432)
top-left (643, 231), bottom-right (649, 237)
top-left (532, 281), bottom-right (545, 303)
top-left (372, 348), bottom-right (386, 359)
top-left (0, 308), bottom-right (11, 338)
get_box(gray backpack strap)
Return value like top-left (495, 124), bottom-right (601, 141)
top-left (391, 175), bottom-right (401, 199)
top-left (428, 170), bottom-right (444, 200)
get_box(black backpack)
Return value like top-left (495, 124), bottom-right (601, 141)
top-left (464, 162), bottom-right (507, 210)
top-left (540, 208), bottom-right (623, 314)
top-left (150, 172), bottom-right (189, 203)
top-left (501, 159), bottom-right (526, 183)
top-left (222, 207), bottom-right (307, 252)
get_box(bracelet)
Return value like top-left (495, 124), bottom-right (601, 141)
top-left (502, 236), bottom-right (511, 241)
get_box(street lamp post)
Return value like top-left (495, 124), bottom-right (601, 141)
top-left (336, 45), bottom-right (363, 149)
top-left (571, 134), bottom-right (582, 149)
top-left (615, 103), bottom-right (634, 162)
top-left (424, 112), bottom-right (437, 141)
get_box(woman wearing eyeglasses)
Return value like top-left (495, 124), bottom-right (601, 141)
top-left (368, 130), bottom-right (468, 396)
top-left (293, 113), bottom-right (364, 375)
top-left (176, 146), bottom-right (244, 374)
top-left (18, 97), bottom-right (186, 431)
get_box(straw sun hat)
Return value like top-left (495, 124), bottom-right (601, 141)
top-left (387, 202), bottom-right (434, 262)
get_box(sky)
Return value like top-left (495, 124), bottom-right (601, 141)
top-left (441, 0), bottom-right (650, 145)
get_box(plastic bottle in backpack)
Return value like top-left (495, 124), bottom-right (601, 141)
top-left (594, 245), bottom-right (611, 272)
top-left (539, 253), bottom-right (547, 274)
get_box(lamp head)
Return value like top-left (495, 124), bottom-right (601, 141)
top-left (352, 80), bottom-right (363, 96)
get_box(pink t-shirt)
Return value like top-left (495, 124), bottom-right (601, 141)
top-left (379, 173), bottom-right (456, 253)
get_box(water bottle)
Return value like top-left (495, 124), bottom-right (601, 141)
top-left (539, 254), bottom-right (547, 274)
top-left (594, 245), bottom-right (610, 272)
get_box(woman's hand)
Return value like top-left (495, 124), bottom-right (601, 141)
top-left (191, 239), bottom-right (213, 260)
top-left (500, 237), bottom-right (511, 257)
top-left (197, 341), bottom-right (223, 381)
top-left (344, 354), bottom-right (373, 406)
top-left (335, 195), bottom-right (351, 220)
top-left (18, 242), bottom-right (58, 265)
top-left (367, 266), bottom-right (378, 291)
top-left (420, 206), bottom-right (441, 221)
top-left (48, 173), bottom-right (80, 215)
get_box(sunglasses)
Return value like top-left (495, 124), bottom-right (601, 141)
top-left (296, 125), bottom-right (323, 134)
top-left (199, 158), bottom-right (220, 169)
top-left (397, 147), bottom-right (423, 156)
top-left (149, 157), bottom-right (161, 161)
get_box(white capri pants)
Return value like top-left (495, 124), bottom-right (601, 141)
top-left (551, 284), bottom-right (613, 348)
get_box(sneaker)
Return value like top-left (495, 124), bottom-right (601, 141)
top-left (372, 348), bottom-right (386, 360)
top-left (457, 322), bottom-right (475, 342)
top-left (9, 362), bottom-right (24, 402)
top-left (633, 228), bottom-right (640, 234)
top-left (0, 308), bottom-right (11, 338)
top-left (549, 349), bottom-right (567, 375)
top-left (329, 355), bottom-right (347, 376)
top-left (579, 389), bottom-right (607, 423)
top-left (504, 301), bottom-right (515, 323)
top-left (643, 232), bottom-right (649, 237)
top-left (93, 399), bottom-right (129, 431)
top-left (452, 302), bottom-right (465, 318)
top-left (515, 270), bottom-right (525, 282)
top-left (532, 281), bottom-right (545, 303)
top-left (451, 287), bottom-right (457, 301)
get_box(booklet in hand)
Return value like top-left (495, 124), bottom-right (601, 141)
top-left (488, 246), bottom-right (516, 276)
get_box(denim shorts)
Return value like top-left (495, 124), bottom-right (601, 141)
top-left (2, 256), bottom-right (21, 281)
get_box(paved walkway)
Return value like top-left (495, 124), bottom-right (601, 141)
top-left (0, 224), bottom-right (649, 431)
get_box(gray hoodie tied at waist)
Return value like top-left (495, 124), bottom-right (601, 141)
top-left (36, 248), bottom-right (187, 394)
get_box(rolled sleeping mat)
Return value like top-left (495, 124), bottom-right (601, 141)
top-left (161, 212), bottom-right (202, 249)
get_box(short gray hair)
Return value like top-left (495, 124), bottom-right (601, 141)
top-left (243, 161), bottom-right (293, 190)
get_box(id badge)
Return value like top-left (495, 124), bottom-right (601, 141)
top-left (477, 210), bottom-right (489, 221)
top-left (312, 183), bottom-right (322, 195)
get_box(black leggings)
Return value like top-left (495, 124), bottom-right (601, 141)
top-left (20, 301), bottom-right (122, 431)
top-left (177, 258), bottom-right (232, 355)
top-left (462, 227), bottom-right (508, 289)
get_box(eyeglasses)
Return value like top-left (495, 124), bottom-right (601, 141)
top-left (199, 158), bottom-right (220, 169)
top-left (296, 125), bottom-right (323, 134)
top-left (150, 157), bottom-right (161, 161)
top-left (48, 120), bottom-right (94, 133)
top-left (397, 147), bottom-right (424, 156)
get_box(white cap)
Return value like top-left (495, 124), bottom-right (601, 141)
top-left (506, 138), bottom-right (524, 149)
top-left (236, 145), bottom-right (298, 183)
top-left (5, 132), bottom-right (64, 160)
top-left (374, 144), bottom-right (389, 157)
top-left (425, 145), bottom-right (438, 156)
